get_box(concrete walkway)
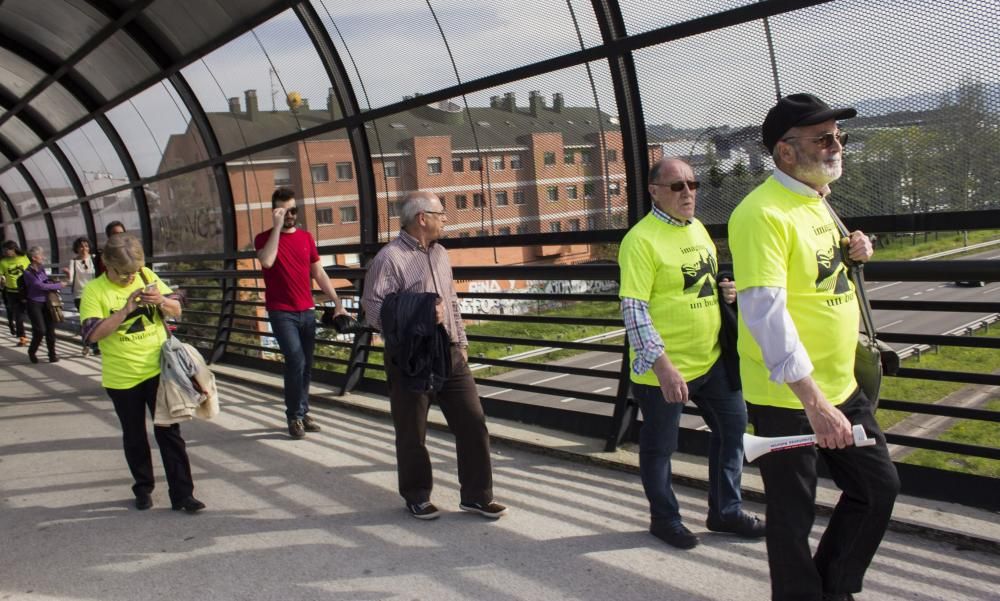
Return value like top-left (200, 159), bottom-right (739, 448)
top-left (1, 334), bottom-right (997, 601)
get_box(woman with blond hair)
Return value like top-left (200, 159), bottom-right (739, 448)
top-left (80, 234), bottom-right (204, 513)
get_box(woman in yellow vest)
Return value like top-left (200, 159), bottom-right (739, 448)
top-left (1, 240), bottom-right (29, 346)
top-left (80, 234), bottom-right (204, 513)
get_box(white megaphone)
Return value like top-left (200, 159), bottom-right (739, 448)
top-left (743, 424), bottom-right (876, 463)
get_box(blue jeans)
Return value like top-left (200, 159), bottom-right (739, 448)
top-left (634, 358), bottom-right (748, 528)
top-left (269, 310), bottom-right (315, 421)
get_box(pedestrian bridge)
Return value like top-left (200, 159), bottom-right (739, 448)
top-left (1, 333), bottom-right (996, 601)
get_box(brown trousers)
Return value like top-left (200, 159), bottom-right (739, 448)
top-left (386, 345), bottom-right (493, 505)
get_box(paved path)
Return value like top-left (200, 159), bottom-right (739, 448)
top-left (1, 336), bottom-right (997, 601)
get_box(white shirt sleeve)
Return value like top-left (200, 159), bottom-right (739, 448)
top-left (739, 286), bottom-right (814, 384)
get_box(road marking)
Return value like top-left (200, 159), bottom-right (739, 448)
top-left (594, 386), bottom-right (612, 393)
top-left (558, 397), bottom-right (576, 403)
top-left (590, 359), bottom-right (620, 369)
top-left (530, 373), bottom-right (569, 385)
top-left (925, 287), bottom-right (937, 292)
top-left (867, 281), bottom-right (901, 292)
top-left (913, 292), bottom-right (922, 296)
top-left (901, 295), bottom-right (910, 299)
top-left (880, 319), bottom-right (904, 328)
top-left (481, 388), bottom-right (511, 398)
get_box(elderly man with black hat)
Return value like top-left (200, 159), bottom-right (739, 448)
top-left (728, 94), bottom-right (899, 601)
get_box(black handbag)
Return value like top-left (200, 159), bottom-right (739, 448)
top-left (823, 199), bottom-right (899, 408)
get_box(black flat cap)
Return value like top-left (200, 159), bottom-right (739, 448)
top-left (762, 93), bottom-right (857, 154)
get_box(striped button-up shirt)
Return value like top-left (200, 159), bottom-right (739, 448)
top-left (362, 229), bottom-right (467, 347)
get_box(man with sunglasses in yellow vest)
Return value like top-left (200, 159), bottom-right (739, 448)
top-left (729, 94), bottom-right (899, 601)
top-left (619, 157), bottom-right (764, 550)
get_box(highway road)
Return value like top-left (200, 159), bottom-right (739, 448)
top-left (475, 248), bottom-right (999, 421)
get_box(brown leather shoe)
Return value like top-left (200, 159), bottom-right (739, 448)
top-left (288, 419), bottom-right (305, 439)
top-left (302, 414), bottom-right (321, 432)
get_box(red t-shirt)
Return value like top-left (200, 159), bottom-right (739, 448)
top-left (253, 228), bottom-right (319, 312)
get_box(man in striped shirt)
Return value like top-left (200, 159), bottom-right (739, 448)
top-left (362, 190), bottom-right (507, 521)
top-left (619, 157), bottom-right (763, 549)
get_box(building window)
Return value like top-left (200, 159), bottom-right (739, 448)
top-left (455, 194), bottom-right (468, 210)
top-left (459, 232), bottom-right (471, 238)
top-left (513, 190), bottom-right (526, 205)
top-left (388, 201), bottom-right (401, 218)
top-left (547, 186), bottom-right (558, 202)
top-left (383, 161), bottom-right (398, 178)
top-left (311, 164), bottom-right (329, 182)
top-left (543, 151), bottom-right (556, 166)
top-left (476, 229), bottom-right (488, 237)
top-left (491, 156), bottom-right (505, 171)
top-left (566, 185), bottom-right (578, 200)
top-left (509, 154), bottom-right (522, 170)
top-left (495, 191), bottom-right (508, 206)
top-left (608, 182), bottom-right (621, 196)
top-left (516, 225), bottom-right (528, 235)
top-left (336, 162), bottom-right (353, 181)
top-left (316, 208), bottom-right (334, 224)
top-left (606, 149), bottom-right (618, 162)
top-left (473, 193), bottom-right (484, 208)
top-left (499, 226), bottom-right (511, 236)
top-left (568, 218), bottom-right (580, 232)
top-left (549, 221), bottom-right (562, 233)
top-left (563, 149), bottom-right (575, 164)
top-left (580, 149), bottom-right (592, 164)
top-left (583, 182), bottom-right (595, 199)
top-left (274, 167), bottom-right (291, 186)
top-left (470, 157), bottom-right (482, 171)
top-left (427, 157), bottom-right (442, 175)
top-left (452, 158), bottom-right (464, 172)
top-left (587, 216), bottom-right (598, 230)
top-left (340, 206), bottom-right (358, 223)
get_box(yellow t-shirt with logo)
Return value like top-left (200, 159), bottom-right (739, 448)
top-left (1, 255), bottom-right (30, 291)
top-left (80, 267), bottom-right (172, 389)
top-left (729, 176), bottom-right (859, 408)
top-left (619, 214), bottom-right (722, 384)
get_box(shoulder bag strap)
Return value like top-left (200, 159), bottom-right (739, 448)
top-left (138, 268), bottom-right (172, 339)
top-left (821, 197), bottom-right (879, 343)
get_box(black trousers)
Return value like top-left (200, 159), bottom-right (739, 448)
top-left (386, 345), bottom-right (493, 505)
top-left (3, 289), bottom-right (26, 337)
top-left (106, 375), bottom-right (194, 503)
top-left (749, 389), bottom-right (899, 601)
top-left (26, 299), bottom-right (56, 358)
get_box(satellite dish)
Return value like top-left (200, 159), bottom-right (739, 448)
top-left (286, 91), bottom-right (303, 110)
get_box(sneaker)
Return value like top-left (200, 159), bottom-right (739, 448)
top-left (650, 523), bottom-right (699, 549)
top-left (459, 500), bottom-right (508, 519)
top-left (171, 496), bottom-right (206, 513)
top-left (302, 414), bottom-right (321, 432)
top-left (288, 419), bottom-right (305, 439)
top-left (407, 501), bottom-right (440, 520)
top-left (706, 511), bottom-right (766, 538)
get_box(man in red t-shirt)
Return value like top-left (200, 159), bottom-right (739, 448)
top-left (254, 187), bottom-right (346, 439)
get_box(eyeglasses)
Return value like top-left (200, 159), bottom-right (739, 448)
top-left (285, 207), bottom-right (298, 216)
top-left (652, 180), bottom-right (700, 192)
top-left (422, 210), bottom-right (446, 217)
top-left (780, 131), bottom-right (848, 149)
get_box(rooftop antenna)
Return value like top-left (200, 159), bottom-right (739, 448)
top-left (269, 67), bottom-right (279, 112)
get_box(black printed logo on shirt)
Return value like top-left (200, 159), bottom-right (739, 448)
top-left (681, 250), bottom-right (718, 298)
top-left (116, 305), bottom-right (158, 336)
top-left (815, 234), bottom-right (851, 295)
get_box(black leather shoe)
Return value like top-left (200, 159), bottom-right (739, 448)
top-left (28, 353), bottom-right (38, 363)
top-left (650, 523), bottom-right (699, 549)
top-left (706, 511), bottom-right (766, 538)
top-left (48, 355), bottom-right (59, 363)
top-left (135, 494), bottom-right (153, 510)
top-left (171, 496), bottom-right (206, 513)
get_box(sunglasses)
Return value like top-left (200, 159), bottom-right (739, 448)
top-left (285, 207), bottom-right (298, 216)
top-left (781, 131), bottom-right (848, 149)
top-left (653, 180), bottom-right (700, 192)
